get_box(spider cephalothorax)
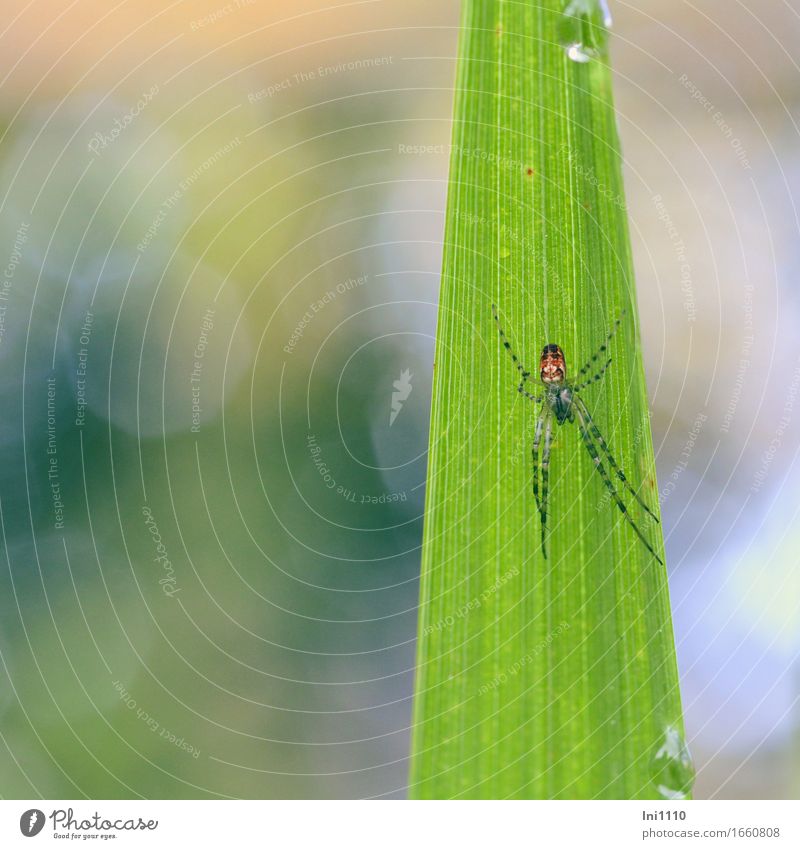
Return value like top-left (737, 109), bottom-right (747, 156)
top-left (492, 304), bottom-right (662, 564)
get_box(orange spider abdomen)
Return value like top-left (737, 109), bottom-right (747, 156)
top-left (540, 344), bottom-right (566, 384)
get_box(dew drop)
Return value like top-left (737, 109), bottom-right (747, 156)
top-left (558, 0), bottom-right (611, 63)
top-left (650, 726), bottom-right (696, 800)
top-left (566, 43), bottom-right (592, 63)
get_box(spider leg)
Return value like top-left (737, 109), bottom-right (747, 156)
top-left (540, 411), bottom-right (553, 559)
top-left (519, 384), bottom-right (542, 402)
top-left (492, 303), bottom-right (533, 389)
top-left (531, 410), bottom-right (544, 513)
top-left (573, 357), bottom-right (612, 392)
top-left (575, 406), bottom-right (663, 565)
top-left (574, 311), bottom-right (624, 382)
top-left (575, 396), bottom-right (660, 523)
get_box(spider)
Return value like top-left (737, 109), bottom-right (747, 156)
top-left (492, 304), bottom-right (662, 564)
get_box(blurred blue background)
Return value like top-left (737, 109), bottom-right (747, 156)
top-left (0, 0), bottom-right (797, 798)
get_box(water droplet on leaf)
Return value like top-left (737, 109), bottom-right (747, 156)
top-left (650, 726), bottom-right (696, 800)
top-left (558, 0), bottom-right (611, 63)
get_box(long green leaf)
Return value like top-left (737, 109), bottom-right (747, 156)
top-left (409, 0), bottom-right (692, 799)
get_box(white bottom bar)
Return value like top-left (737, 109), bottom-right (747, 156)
top-left (2, 800), bottom-right (797, 848)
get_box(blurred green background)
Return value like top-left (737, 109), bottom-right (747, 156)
top-left (0, 0), bottom-right (798, 799)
